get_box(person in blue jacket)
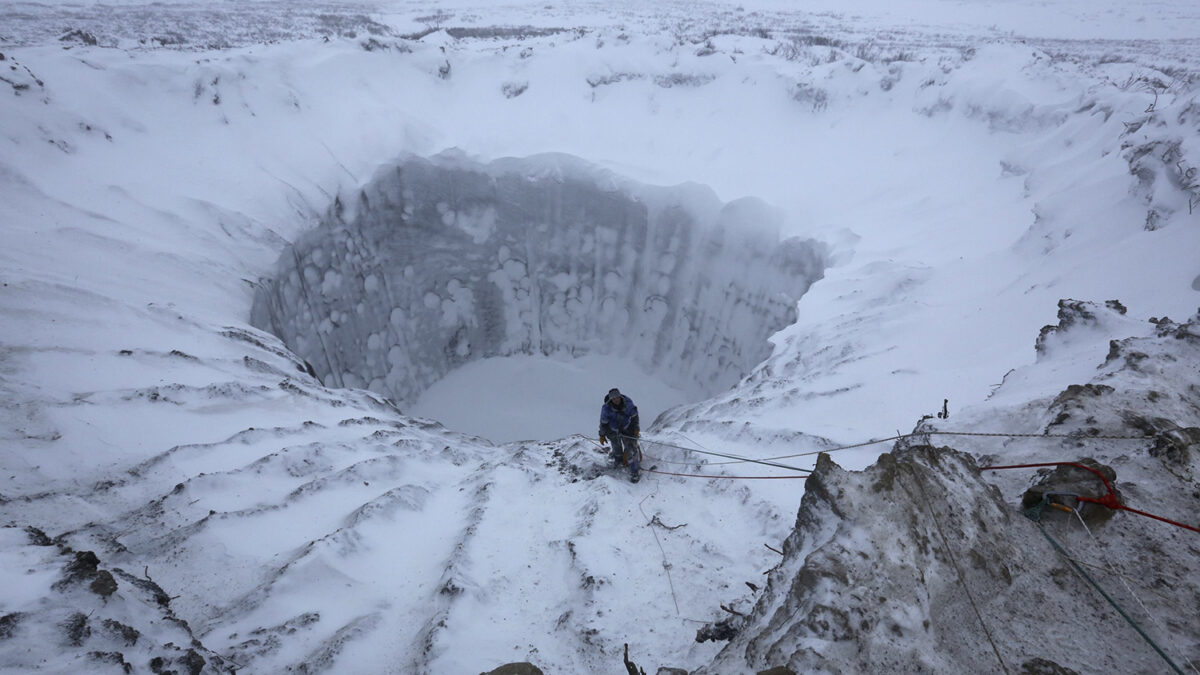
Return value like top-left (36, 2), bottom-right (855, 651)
top-left (599, 388), bottom-right (640, 483)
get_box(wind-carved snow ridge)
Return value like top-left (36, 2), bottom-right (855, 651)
top-left (252, 152), bottom-right (827, 408)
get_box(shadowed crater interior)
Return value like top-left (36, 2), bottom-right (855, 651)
top-left (252, 152), bottom-right (827, 410)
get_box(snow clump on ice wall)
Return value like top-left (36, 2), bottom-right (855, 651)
top-left (253, 153), bottom-right (827, 405)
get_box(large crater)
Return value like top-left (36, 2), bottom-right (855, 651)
top-left (251, 153), bottom-right (826, 423)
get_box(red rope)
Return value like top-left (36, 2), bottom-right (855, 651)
top-left (981, 462), bottom-right (1200, 535)
top-left (1084, 501), bottom-right (1200, 534)
top-left (981, 461), bottom-right (1118, 495)
top-left (645, 467), bottom-right (809, 480)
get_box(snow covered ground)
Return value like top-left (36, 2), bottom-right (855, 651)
top-left (1, 0), bottom-right (1198, 673)
top-left (409, 353), bottom-right (694, 442)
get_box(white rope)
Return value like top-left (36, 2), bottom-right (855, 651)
top-left (636, 435), bottom-right (809, 473)
top-left (639, 490), bottom-right (680, 616)
top-left (1071, 509), bottom-right (1200, 675)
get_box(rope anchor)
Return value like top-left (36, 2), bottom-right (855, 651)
top-left (1024, 496), bottom-right (1188, 675)
top-left (983, 462), bottom-right (1199, 535)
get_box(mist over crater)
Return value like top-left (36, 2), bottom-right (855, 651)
top-left (252, 153), bottom-right (827, 418)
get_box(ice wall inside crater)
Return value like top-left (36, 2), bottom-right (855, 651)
top-left (252, 153), bottom-right (827, 408)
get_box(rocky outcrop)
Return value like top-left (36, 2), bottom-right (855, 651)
top-left (700, 446), bottom-right (1031, 673)
top-left (700, 307), bottom-right (1200, 674)
top-left (700, 443), bottom-right (1196, 674)
top-left (1035, 299), bottom-right (1127, 356)
top-left (252, 153), bottom-right (826, 404)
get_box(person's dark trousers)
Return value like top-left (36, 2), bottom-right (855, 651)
top-left (609, 433), bottom-right (640, 479)
top-left (608, 434), bottom-right (626, 467)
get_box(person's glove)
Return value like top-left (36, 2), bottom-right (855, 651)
top-left (598, 435), bottom-right (607, 446)
top-left (634, 430), bottom-right (640, 437)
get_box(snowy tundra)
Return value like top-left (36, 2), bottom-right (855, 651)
top-left (1, 0), bottom-right (1198, 673)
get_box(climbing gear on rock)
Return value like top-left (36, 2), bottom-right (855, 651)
top-left (1024, 495), bottom-right (1187, 674)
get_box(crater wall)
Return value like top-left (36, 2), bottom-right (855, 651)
top-left (252, 153), bottom-right (826, 405)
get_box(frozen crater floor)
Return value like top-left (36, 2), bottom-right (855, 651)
top-left (407, 352), bottom-right (693, 443)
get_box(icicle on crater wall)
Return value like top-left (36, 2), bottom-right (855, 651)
top-left (252, 152), bottom-right (827, 405)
